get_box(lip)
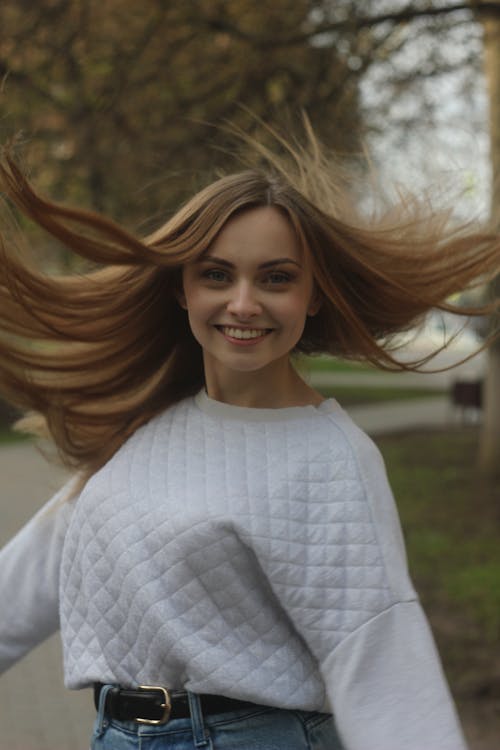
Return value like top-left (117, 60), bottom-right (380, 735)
top-left (215, 325), bottom-right (273, 346)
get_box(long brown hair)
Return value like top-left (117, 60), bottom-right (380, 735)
top-left (0, 125), bottom-right (498, 490)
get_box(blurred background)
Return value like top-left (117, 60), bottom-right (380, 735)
top-left (0, 1), bottom-right (499, 748)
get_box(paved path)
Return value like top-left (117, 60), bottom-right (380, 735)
top-left (0, 445), bottom-right (93, 750)
top-left (0, 395), bottom-right (484, 749)
top-left (306, 347), bottom-right (486, 392)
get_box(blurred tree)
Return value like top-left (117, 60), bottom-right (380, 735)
top-left (1, 1), bottom-right (488, 228)
top-left (478, 6), bottom-right (500, 477)
top-left (0, 0), bottom-right (362, 231)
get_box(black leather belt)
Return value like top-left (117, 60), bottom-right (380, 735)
top-left (94, 683), bottom-right (256, 726)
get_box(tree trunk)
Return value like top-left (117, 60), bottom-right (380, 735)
top-left (478, 11), bottom-right (500, 477)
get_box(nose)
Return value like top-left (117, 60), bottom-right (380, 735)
top-left (226, 281), bottom-right (262, 319)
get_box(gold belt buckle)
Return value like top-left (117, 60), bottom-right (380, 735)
top-left (135, 685), bottom-right (171, 725)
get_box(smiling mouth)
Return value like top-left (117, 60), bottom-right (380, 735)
top-left (216, 326), bottom-right (272, 340)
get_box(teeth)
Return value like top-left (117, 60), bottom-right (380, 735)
top-left (223, 327), bottom-right (267, 340)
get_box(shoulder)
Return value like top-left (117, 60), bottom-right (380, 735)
top-left (315, 398), bottom-right (386, 471)
top-left (320, 400), bottom-right (413, 596)
top-left (81, 396), bottom-right (197, 499)
top-left (320, 398), bottom-right (395, 502)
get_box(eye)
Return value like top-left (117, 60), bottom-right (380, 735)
top-left (203, 268), bottom-right (229, 283)
top-left (264, 270), bottom-right (292, 285)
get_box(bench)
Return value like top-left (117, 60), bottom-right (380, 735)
top-left (451, 380), bottom-right (483, 422)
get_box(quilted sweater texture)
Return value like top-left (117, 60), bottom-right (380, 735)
top-left (0, 391), bottom-right (467, 749)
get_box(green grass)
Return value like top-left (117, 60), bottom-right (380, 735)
top-left (296, 354), bottom-right (446, 405)
top-left (0, 427), bottom-right (31, 445)
top-left (377, 428), bottom-right (500, 646)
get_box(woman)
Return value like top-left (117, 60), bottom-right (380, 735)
top-left (0, 127), bottom-right (498, 749)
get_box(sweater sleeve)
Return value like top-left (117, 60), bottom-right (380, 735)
top-left (0, 479), bottom-right (77, 676)
top-left (324, 415), bottom-right (468, 749)
top-left (264, 411), bottom-right (469, 750)
top-left (322, 600), bottom-right (468, 750)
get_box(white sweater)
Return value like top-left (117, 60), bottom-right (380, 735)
top-left (0, 391), bottom-right (467, 749)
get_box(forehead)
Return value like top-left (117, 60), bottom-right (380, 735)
top-left (207, 206), bottom-right (303, 262)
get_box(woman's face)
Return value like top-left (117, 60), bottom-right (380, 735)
top-left (179, 206), bottom-right (319, 390)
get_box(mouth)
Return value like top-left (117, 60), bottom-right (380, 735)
top-left (215, 325), bottom-right (272, 341)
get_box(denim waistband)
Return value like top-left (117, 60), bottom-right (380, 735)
top-left (94, 685), bottom-right (211, 746)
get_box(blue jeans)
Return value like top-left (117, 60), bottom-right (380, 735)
top-left (91, 686), bottom-right (345, 749)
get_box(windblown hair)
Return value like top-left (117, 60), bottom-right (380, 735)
top-left (0, 123), bottom-right (499, 489)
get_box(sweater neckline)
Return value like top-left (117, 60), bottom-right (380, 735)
top-left (194, 389), bottom-right (337, 422)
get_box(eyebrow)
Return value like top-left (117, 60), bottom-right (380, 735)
top-left (198, 254), bottom-right (302, 269)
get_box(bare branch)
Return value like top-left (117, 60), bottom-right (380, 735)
top-left (199, 2), bottom-right (498, 49)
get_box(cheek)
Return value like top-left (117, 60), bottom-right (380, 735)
top-left (182, 291), bottom-right (219, 338)
top-left (288, 287), bottom-right (317, 319)
top-left (185, 295), bottom-right (215, 322)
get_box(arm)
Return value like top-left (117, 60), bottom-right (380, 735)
top-left (331, 422), bottom-right (468, 749)
top-left (262, 411), bottom-right (468, 750)
top-left (0, 479), bottom-right (77, 676)
top-left (326, 415), bottom-right (468, 749)
top-left (323, 600), bottom-right (467, 750)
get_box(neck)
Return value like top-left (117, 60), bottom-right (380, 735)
top-left (203, 359), bottom-right (324, 408)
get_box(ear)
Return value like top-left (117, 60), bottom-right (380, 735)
top-left (307, 287), bottom-right (322, 317)
top-left (175, 286), bottom-right (188, 310)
